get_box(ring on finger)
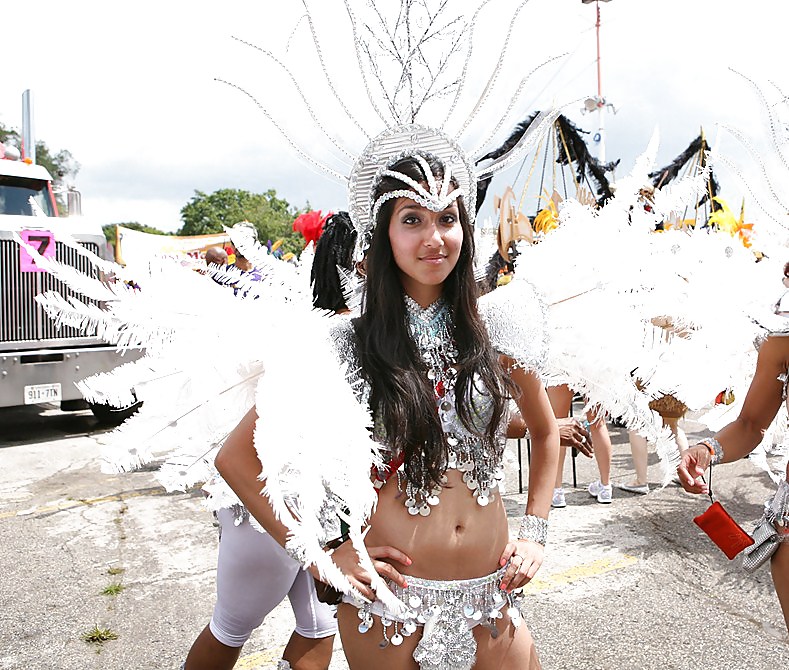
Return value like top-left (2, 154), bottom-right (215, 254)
top-left (511, 553), bottom-right (524, 564)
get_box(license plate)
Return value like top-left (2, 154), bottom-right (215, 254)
top-left (24, 383), bottom-right (62, 405)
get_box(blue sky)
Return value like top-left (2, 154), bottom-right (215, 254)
top-left (1, 0), bottom-right (784, 232)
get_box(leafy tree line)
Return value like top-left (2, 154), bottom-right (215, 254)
top-left (1, 125), bottom-right (308, 254)
top-left (102, 189), bottom-right (308, 256)
top-left (178, 188), bottom-right (307, 255)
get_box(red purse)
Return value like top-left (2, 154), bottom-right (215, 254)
top-left (693, 501), bottom-right (754, 560)
top-left (692, 463), bottom-right (754, 560)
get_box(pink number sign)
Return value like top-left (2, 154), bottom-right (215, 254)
top-left (19, 230), bottom-right (55, 272)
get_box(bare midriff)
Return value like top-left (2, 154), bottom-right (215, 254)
top-left (364, 468), bottom-right (509, 581)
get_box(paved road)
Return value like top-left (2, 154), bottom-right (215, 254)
top-left (0, 403), bottom-right (787, 670)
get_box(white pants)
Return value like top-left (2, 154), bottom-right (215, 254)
top-left (209, 508), bottom-right (338, 647)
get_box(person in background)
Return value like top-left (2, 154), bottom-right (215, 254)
top-left (677, 332), bottom-right (789, 630)
top-left (677, 262), bottom-right (789, 629)
top-left (182, 214), bottom-right (358, 670)
top-left (548, 385), bottom-right (615, 507)
top-left (204, 247), bottom-right (228, 267)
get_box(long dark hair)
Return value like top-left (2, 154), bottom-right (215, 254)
top-left (311, 211), bottom-right (356, 311)
top-left (354, 154), bottom-right (515, 491)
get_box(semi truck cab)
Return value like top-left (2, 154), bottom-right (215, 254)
top-left (0, 144), bottom-right (140, 422)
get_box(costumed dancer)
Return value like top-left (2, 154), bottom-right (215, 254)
top-left (183, 212), bottom-right (357, 670)
top-left (677, 307), bottom-right (789, 628)
top-left (15, 2), bottom-right (754, 667)
top-left (218, 151), bottom-right (560, 669)
top-left (676, 73), bottom-right (789, 632)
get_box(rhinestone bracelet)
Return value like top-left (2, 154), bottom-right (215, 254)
top-left (284, 539), bottom-right (309, 567)
top-left (697, 437), bottom-right (724, 465)
top-left (517, 514), bottom-right (548, 546)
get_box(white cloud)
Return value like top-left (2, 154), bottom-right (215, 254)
top-left (1, 0), bottom-right (786, 232)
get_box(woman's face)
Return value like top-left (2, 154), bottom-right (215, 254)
top-left (387, 196), bottom-right (463, 304)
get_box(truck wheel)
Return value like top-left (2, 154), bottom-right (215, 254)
top-left (89, 400), bottom-right (142, 425)
top-left (61, 399), bottom-right (90, 411)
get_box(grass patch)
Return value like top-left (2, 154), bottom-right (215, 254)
top-left (106, 566), bottom-right (125, 576)
top-left (101, 583), bottom-right (125, 596)
top-left (82, 625), bottom-right (118, 644)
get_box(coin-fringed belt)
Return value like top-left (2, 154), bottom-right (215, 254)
top-left (344, 566), bottom-right (526, 670)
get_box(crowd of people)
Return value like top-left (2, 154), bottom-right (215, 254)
top-left (29, 3), bottom-right (789, 668)
top-left (170, 189), bottom-right (789, 670)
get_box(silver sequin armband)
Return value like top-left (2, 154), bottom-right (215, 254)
top-left (517, 514), bottom-right (548, 546)
top-left (697, 437), bottom-right (724, 465)
top-left (284, 539), bottom-right (309, 567)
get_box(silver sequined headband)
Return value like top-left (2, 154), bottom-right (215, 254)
top-left (348, 125), bottom-right (476, 256)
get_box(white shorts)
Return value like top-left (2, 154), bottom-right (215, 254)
top-left (209, 507), bottom-right (338, 647)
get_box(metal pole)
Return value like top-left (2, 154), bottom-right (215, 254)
top-left (595, 1), bottom-right (605, 164)
top-left (22, 90), bottom-right (36, 165)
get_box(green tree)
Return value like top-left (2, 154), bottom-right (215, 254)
top-left (102, 222), bottom-right (167, 246)
top-left (0, 122), bottom-right (80, 213)
top-left (178, 188), bottom-right (306, 255)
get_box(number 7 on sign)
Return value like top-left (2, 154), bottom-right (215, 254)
top-left (19, 230), bottom-right (55, 272)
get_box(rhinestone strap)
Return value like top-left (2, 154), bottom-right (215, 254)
top-left (765, 479), bottom-right (789, 528)
top-left (371, 186), bottom-right (464, 234)
top-left (517, 514), bottom-right (548, 546)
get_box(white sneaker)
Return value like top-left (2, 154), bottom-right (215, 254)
top-left (588, 480), bottom-right (613, 504)
top-left (551, 488), bottom-right (566, 508)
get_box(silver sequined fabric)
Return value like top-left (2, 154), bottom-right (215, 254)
top-left (478, 278), bottom-right (549, 373)
top-left (349, 568), bottom-right (525, 670)
top-left (337, 296), bottom-right (508, 513)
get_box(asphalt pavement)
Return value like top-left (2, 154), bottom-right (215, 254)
top-left (0, 402), bottom-right (787, 670)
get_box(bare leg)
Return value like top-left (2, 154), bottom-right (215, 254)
top-left (547, 386), bottom-right (573, 489)
top-left (627, 430), bottom-right (649, 486)
top-left (472, 612), bottom-right (541, 670)
top-left (663, 417), bottom-right (689, 452)
top-left (183, 625), bottom-right (241, 670)
top-left (546, 385), bottom-right (573, 419)
top-left (282, 632), bottom-right (335, 670)
top-left (554, 446), bottom-right (567, 489)
top-left (587, 409), bottom-right (612, 486)
top-left (772, 541), bottom-right (789, 631)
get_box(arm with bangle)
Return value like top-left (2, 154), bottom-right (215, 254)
top-left (498, 358), bottom-right (559, 591)
top-left (678, 335), bottom-right (788, 493)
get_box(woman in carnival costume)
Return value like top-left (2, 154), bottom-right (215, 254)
top-left (183, 212), bottom-right (358, 670)
top-left (677, 72), bottom-right (789, 631)
top-left (677, 313), bottom-right (789, 629)
top-left (17, 2), bottom-right (734, 666)
top-left (217, 148), bottom-right (560, 669)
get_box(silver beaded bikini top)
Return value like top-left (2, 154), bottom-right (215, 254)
top-left (331, 295), bottom-right (507, 517)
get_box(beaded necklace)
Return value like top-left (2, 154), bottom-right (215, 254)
top-left (400, 295), bottom-right (504, 516)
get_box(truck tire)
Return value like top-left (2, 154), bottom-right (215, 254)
top-left (61, 399), bottom-right (90, 411)
top-left (89, 400), bottom-right (143, 425)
